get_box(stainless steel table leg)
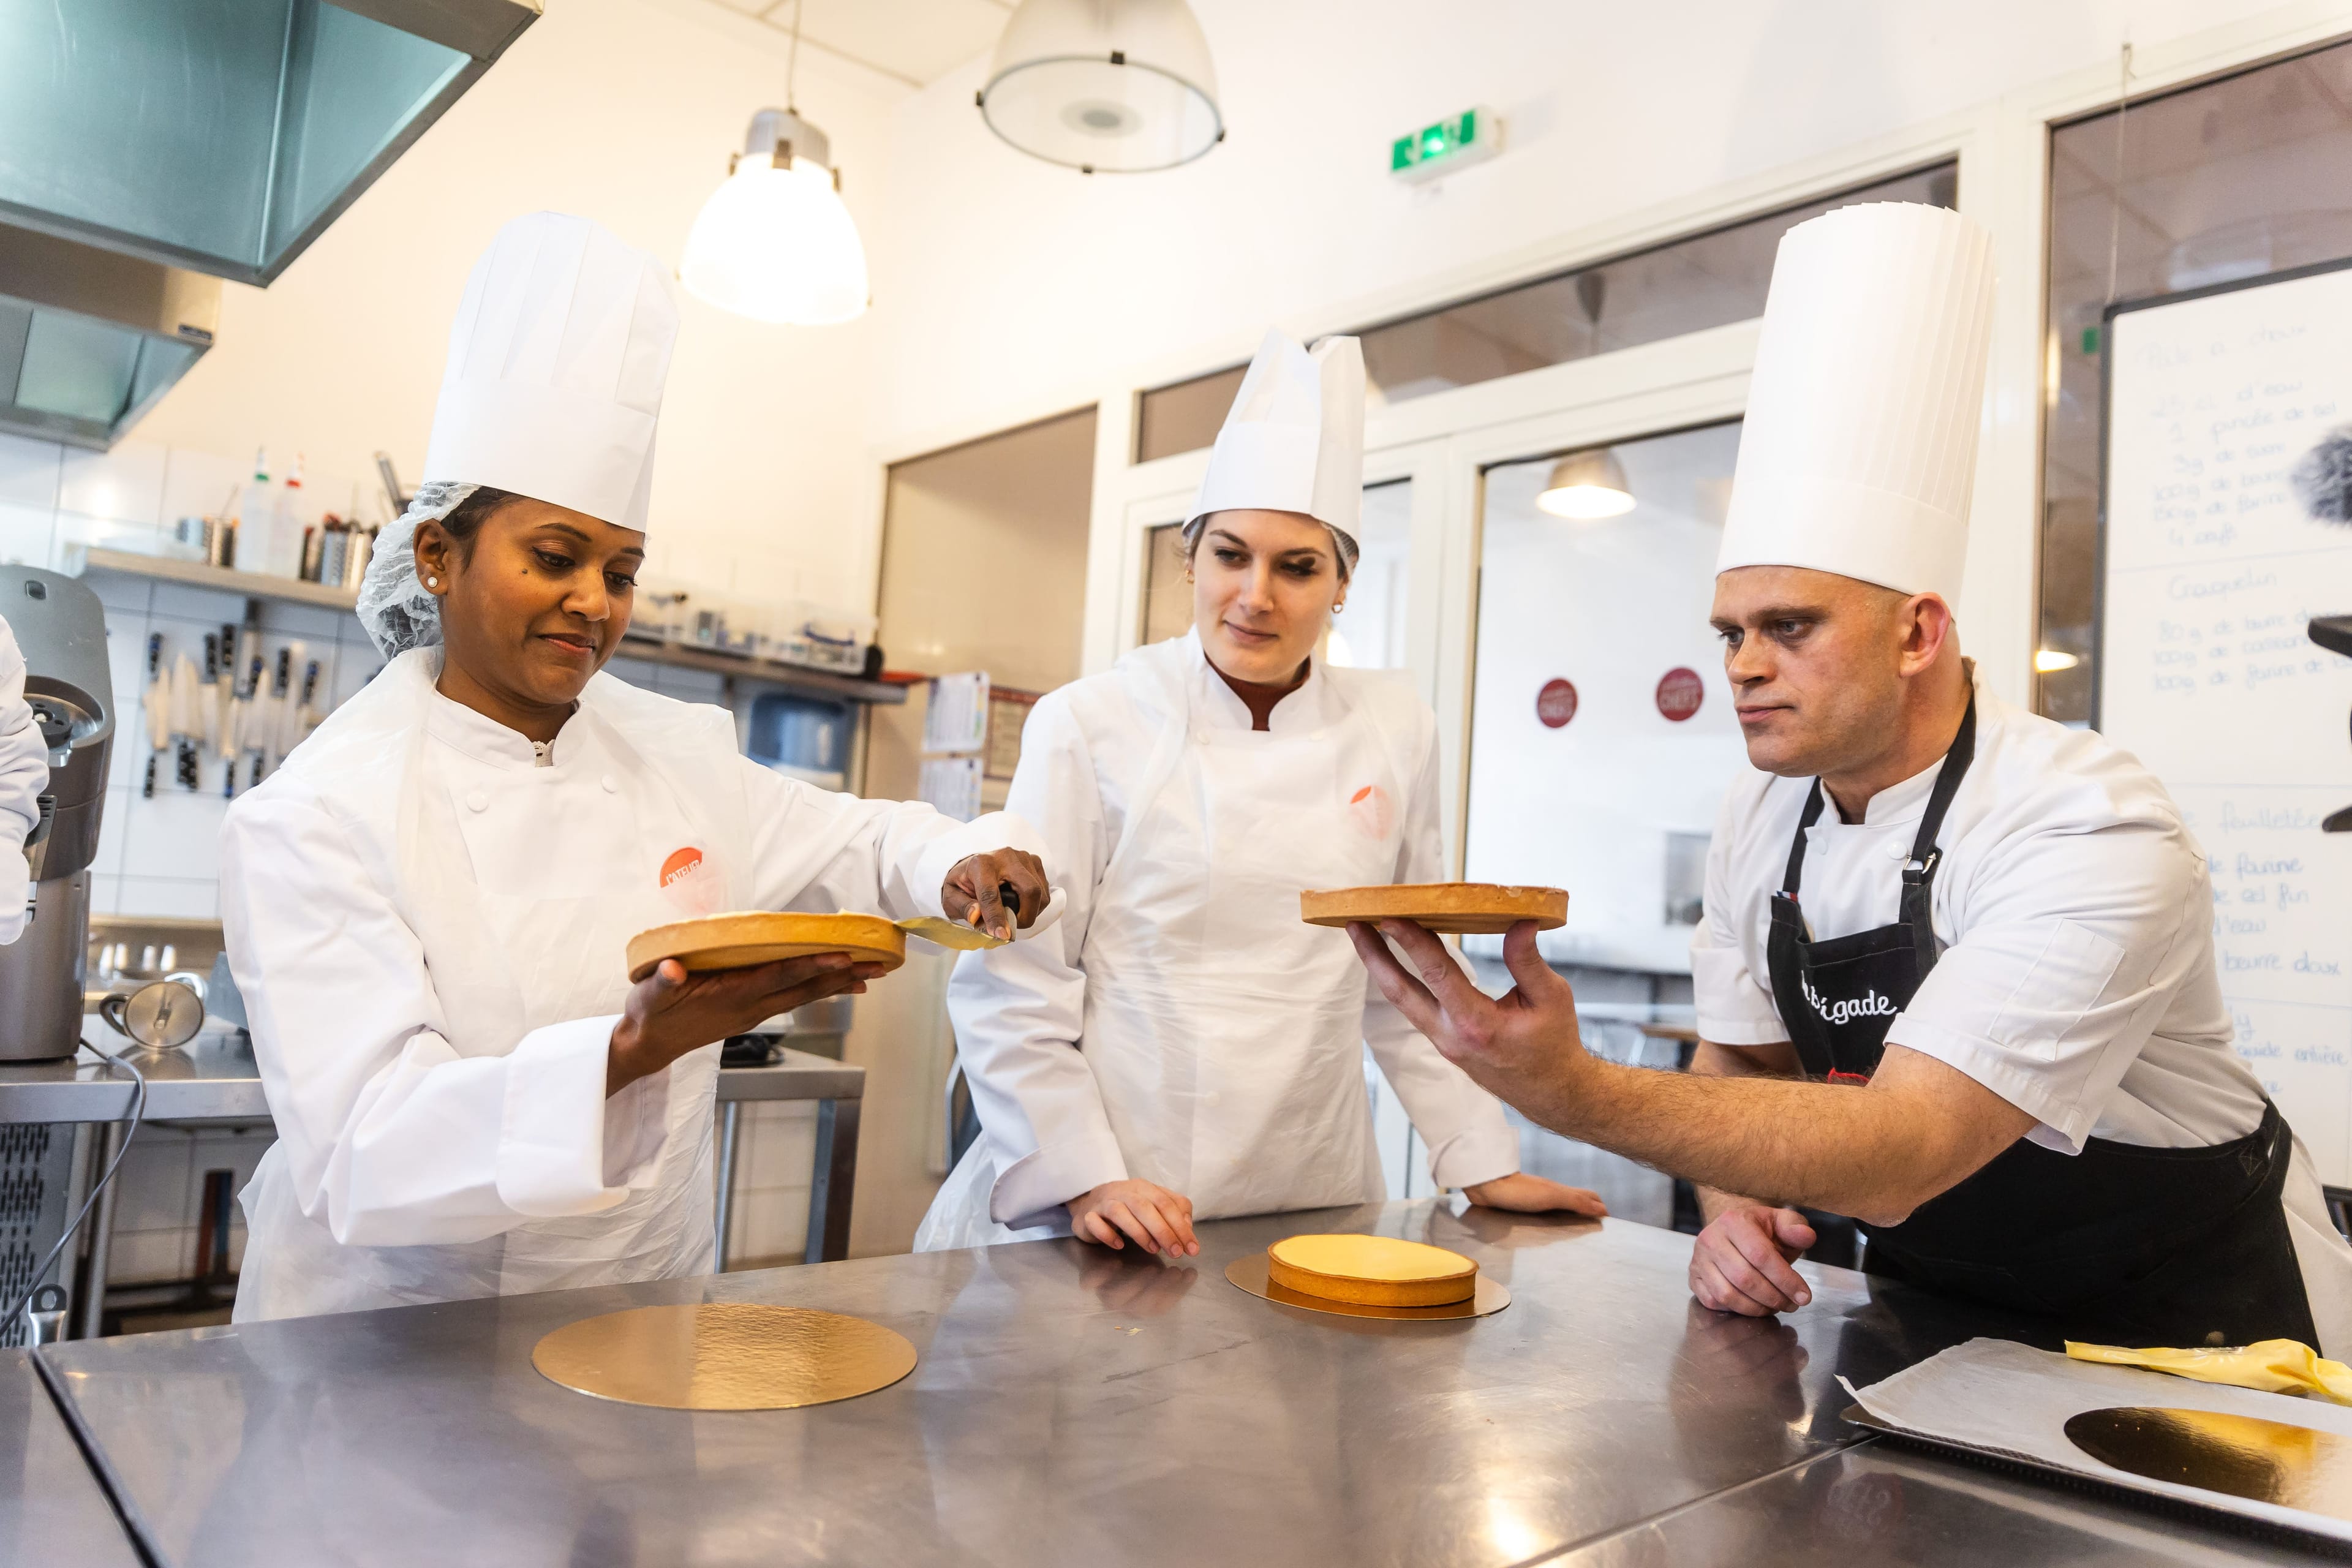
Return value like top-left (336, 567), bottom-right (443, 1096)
top-left (803, 1098), bottom-right (860, 1265)
top-left (77, 1121), bottom-right (123, 1341)
top-left (714, 1100), bottom-right (742, 1272)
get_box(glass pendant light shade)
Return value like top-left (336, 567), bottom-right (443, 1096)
top-left (680, 109), bottom-right (869, 326)
top-left (1536, 447), bottom-right (1637, 519)
top-left (979, 0), bottom-right (1222, 173)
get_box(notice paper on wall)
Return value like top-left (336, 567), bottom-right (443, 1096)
top-left (922, 673), bottom-right (990, 755)
top-left (920, 756), bottom-right (983, 823)
top-left (2101, 258), bottom-right (2352, 1185)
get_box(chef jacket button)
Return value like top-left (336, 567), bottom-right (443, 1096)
top-left (1888, 841), bottom-right (1908, 859)
top-left (466, 790), bottom-right (488, 813)
top-left (601, 775), bottom-right (620, 793)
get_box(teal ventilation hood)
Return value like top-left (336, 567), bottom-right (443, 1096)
top-left (0, 224), bottom-right (220, 451)
top-left (0, 0), bottom-right (539, 287)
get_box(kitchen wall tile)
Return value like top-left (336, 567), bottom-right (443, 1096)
top-left (87, 567), bottom-right (155, 617)
top-left (159, 448), bottom-right (245, 529)
top-left (0, 501), bottom-right (55, 568)
top-left (151, 582), bottom-right (250, 626)
top-left (52, 511), bottom-right (168, 571)
top-left (329, 643), bottom-right (383, 709)
top-left (116, 875), bottom-right (216, 918)
top-left (744, 1101), bottom-right (817, 1191)
top-left (605, 656), bottom-right (659, 687)
top-left (59, 441), bottom-right (167, 527)
top-left (0, 433), bottom-right (61, 510)
top-left (261, 601), bottom-right (350, 642)
top-left (88, 873), bottom-right (120, 915)
top-left (107, 1228), bottom-right (190, 1286)
top-left (657, 667), bottom-right (726, 704)
top-left (107, 1131), bottom-right (194, 1235)
top-left (729, 1185), bottom-right (809, 1264)
top-left (121, 788), bottom-right (229, 882)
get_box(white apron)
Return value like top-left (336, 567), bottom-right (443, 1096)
top-left (236, 652), bottom-right (750, 1316)
top-left (921, 646), bottom-right (1412, 1247)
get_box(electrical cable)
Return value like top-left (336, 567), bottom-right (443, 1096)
top-left (4, 1039), bottom-right (146, 1340)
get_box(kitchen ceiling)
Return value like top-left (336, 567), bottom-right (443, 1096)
top-left (703, 0), bottom-right (1015, 88)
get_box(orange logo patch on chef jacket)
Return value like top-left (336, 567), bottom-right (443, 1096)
top-left (659, 845), bottom-right (723, 916)
top-left (1348, 784), bottom-right (1395, 840)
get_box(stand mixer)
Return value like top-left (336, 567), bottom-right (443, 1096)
top-left (0, 567), bottom-right (113, 1061)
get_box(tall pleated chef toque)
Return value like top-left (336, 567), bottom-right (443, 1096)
top-left (1716, 202), bottom-right (1996, 605)
top-left (1186, 328), bottom-right (1366, 573)
top-left (420, 211), bottom-right (680, 532)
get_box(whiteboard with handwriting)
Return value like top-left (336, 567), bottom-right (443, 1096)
top-left (2102, 260), bottom-right (2352, 1186)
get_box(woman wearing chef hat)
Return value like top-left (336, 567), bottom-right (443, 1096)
top-left (915, 329), bottom-right (1600, 1255)
top-left (221, 213), bottom-right (1050, 1321)
top-left (1356, 202), bottom-right (2352, 1352)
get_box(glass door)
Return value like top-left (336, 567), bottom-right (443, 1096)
top-left (1460, 418), bottom-right (1749, 1222)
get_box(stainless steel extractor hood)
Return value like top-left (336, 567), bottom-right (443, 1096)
top-left (0, 0), bottom-right (540, 286)
top-left (0, 224), bottom-right (220, 451)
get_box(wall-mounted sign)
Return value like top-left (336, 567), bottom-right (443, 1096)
top-left (1390, 105), bottom-right (1504, 186)
top-left (1536, 678), bottom-right (1578, 728)
top-left (1656, 667), bottom-right (1704, 722)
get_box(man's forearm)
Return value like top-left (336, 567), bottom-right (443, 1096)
top-left (1509, 1046), bottom-right (2018, 1227)
top-left (1686, 1040), bottom-right (1796, 1222)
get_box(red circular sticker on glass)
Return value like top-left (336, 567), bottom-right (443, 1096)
top-left (1536, 679), bottom-right (1578, 729)
top-left (1656, 667), bottom-right (1704, 722)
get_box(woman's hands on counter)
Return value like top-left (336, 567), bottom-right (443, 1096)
top-left (1068, 1178), bottom-right (1199, 1257)
top-left (607, 954), bottom-right (885, 1096)
top-left (1462, 1173), bottom-right (1608, 1218)
top-left (942, 850), bottom-right (1050, 943)
top-left (1689, 1202), bottom-right (1815, 1316)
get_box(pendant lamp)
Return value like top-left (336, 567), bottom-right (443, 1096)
top-left (978, 0), bottom-right (1223, 173)
top-left (680, 3), bottom-right (869, 325)
top-left (1536, 447), bottom-right (1635, 519)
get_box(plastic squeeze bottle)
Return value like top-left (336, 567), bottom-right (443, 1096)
top-left (232, 450), bottom-right (274, 576)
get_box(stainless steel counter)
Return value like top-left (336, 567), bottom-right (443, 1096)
top-left (0, 1351), bottom-right (139, 1567)
top-left (1554, 1439), bottom-right (2318, 1565)
top-left (0, 1027), bottom-right (866, 1336)
top-left (34, 1200), bottom-right (2285, 1568)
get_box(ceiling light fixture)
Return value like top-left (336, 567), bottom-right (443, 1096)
top-left (977, 0), bottom-right (1223, 174)
top-left (1536, 447), bottom-right (1636, 520)
top-left (679, 1), bottom-right (869, 325)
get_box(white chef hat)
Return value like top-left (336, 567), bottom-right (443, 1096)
top-left (1715, 202), bottom-right (1996, 605)
top-left (1184, 328), bottom-right (1365, 576)
top-left (358, 213), bottom-right (680, 657)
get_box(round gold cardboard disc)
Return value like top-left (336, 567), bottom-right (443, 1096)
top-left (1226, 1252), bottom-right (1509, 1321)
top-left (2065, 1406), bottom-right (2352, 1520)
top-left (531, 1303), bottom-right (917, 1411)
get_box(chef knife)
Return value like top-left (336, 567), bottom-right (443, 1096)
top-left (140, 632), bottom-right (167, 798)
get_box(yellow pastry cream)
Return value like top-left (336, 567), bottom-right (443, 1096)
top-left (1266, 1234), bottom-right (1478, 1307)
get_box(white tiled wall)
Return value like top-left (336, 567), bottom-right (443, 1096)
top-left (1, 431), bottom-right (807, 1305)
top-left (0, 430), bottom-right (732, 918)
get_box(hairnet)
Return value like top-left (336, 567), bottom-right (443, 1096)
top-left (1180, 513), bottom-right (1359, 581)
top-left (356, 480), bottom-right (477, 658)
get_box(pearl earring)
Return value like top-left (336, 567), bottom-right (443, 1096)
top-left (426, 576), bottom-right (439, 588)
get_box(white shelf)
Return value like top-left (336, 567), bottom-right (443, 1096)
top-left (80, 548), bottom-right (359, 612)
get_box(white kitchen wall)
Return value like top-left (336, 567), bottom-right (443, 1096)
top-left (870, 0), bottom-right (2299, 454)
top-left (124, 0), bottom-right (905, 619)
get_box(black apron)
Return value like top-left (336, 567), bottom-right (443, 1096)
top-left (1763, 698), bottom-right (2318, 1348)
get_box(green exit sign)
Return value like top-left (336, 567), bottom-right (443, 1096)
top-left (1390, 105), bottom-right (1504, 184)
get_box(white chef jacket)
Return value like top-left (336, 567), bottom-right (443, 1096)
top-left (918, 630), bottom-right (1518, 1248)
top-left (0, 615), bottom-right (47, 944)
top-left (1694, 671), bottom-right (2352, 1353)
top-left (222, 649), bottom-right (1037, 1319)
